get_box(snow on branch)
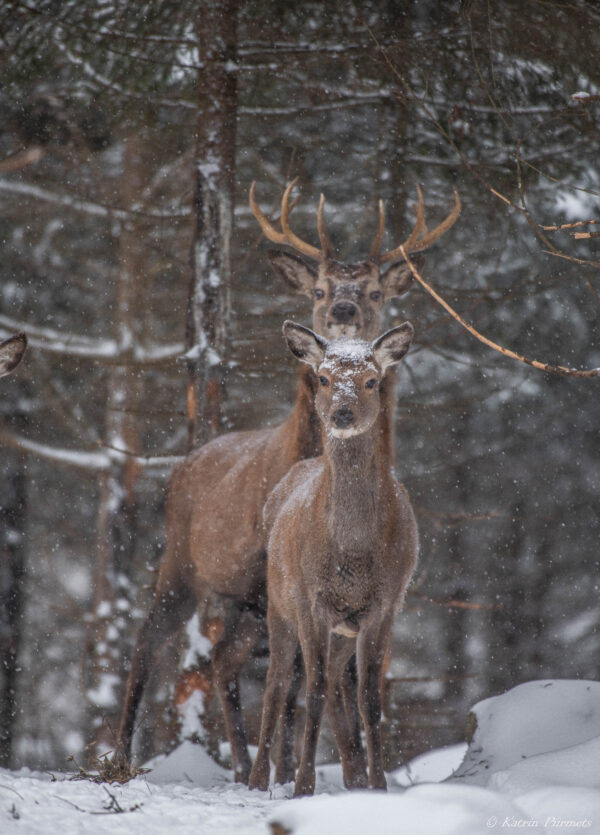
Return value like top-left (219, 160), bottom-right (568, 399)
top-left (0, 429), bottom-right (109, 470)
top-left (0, 429), bottom-right (182, 471)
top-left (239, 95), bottom-right (390, 117)
top-left (0, 180), bottom-right (189, 221)
top-left (54, 38), bottom-right (195, 111)
top-left (0, 314), bottom-right (184, 365)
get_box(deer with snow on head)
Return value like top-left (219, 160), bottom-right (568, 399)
top-left (249, 320), bottom-right (418, 796)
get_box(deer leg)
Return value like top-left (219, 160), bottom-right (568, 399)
top-left (211, 603), bottom-right (263, 783)
top-left (294, 620), bottom-right (330, 797)
top-left (115, 581), bottom-right (194, 764)
top-left (341, 653), bottom-right (368, 783)
top-left (249, 609), bottom-right (298, 791)
top-left (327, 640), bottom-right (368, 789)
top-left (356, 620), bottom-right (392, 790)
top-left (274, 645), bottom-right (303, 785)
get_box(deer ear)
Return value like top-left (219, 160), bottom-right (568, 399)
top-left (380, 255), bottom-right (423, 300)
top-left (268, 250), bottom-right (317, 297)
top-left (0, 333), bottom-right (27, 378)
top-left (372, 322), bottom-right (414, 372)
top-left (283, 321), bottom-right (328, 370)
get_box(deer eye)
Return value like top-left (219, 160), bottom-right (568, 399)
top-left (319, 376), bottom-right (330, 387)
top-left (365, 378), bottom-right (377, 389)
top-left (314, 288), bottom-right (325, 299)
top-left (369, 290), bottom-right (382, 301)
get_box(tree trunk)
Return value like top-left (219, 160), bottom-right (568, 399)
top-left (186, 0), bottom-right (238, 449)
top-left (86, 134), bottom-right (145, 754)
top-left (0, 438), bottom-right (26, 767)
top-left (443, 413), bottom-right (472, 708)
top-left (175, 0), bottom-right (239, 752)
top-left (487, 498), bottom-right (545, 696)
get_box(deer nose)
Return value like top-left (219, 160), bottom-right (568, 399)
top-left (332, 406), bottom-right (354, 428)
top-left (331, 301), bottom-right (357, 323)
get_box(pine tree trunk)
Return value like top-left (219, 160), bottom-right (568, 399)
top-left (186, 0), bottom-right (238, 448)
top-left (487, 499), bottom-right (544, 695)
top-left (0, 440), bottom-right (26, 767)
top-left (173, 1), bottom-right (239, 753)
top-left (86, 135), bottom-right (145, 754)
top-left (444, 414), bottom-right (472, 708)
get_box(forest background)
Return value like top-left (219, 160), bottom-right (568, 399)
top-left (0, 0), bottom-right (598, 773)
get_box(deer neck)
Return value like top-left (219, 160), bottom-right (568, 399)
top-left (282, 364), bottom-right (323, 460)
top-left (377, 368), bottom-right (396, 464)
top-left (323, 426), bottom-right (386, 552)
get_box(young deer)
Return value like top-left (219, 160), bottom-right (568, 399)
top-left (116, 181), bottom-right (458, 782)
top-left (0, 334), bottom-right (27, 378)
top-left (249, 321), bottom-right (418, 796)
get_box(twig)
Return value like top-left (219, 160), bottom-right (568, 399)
top-left (542, 219), bottom-right (600, 231)
top-left (409, 591), bottom-right (500, 611)
top-left (0, 146), bottom-right (44, 174)
top-left (401, 248), bottom-right (600, 378)
top-left (0, 782), bottom-right (25, 800)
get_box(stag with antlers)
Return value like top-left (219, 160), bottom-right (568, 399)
top-left (115, 179), bottom-right (459, 783)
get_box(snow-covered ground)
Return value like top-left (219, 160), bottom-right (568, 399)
top-left (2, 680), bottom-right (599, 834)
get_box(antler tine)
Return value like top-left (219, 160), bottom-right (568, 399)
top-left (409, 187), bottom-right (461, 254)
top-left (380, 186), bottom-right (461, 264)
top-left (369, 199), bottom-right (386, 260)
top-left (281, 179), bottom-right (323, 261)
top-left (249, 181), bottom-right (288, 245)
top-left (317, 193), bottom-right (332, 259)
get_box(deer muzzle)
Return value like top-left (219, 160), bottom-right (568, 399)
top-left (332, 406), bottom-right (355, 428)
top-left (331, 301), bottom-right (358, 323)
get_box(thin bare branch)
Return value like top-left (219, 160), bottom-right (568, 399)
top-left (401, 248), bottom-right (600, 378)
top-left (0, 146), bottom-right (44, 174)
top-left (409, 591), bottom-right (501, 611)
top-left (542, 219), bottom-right (600, 232)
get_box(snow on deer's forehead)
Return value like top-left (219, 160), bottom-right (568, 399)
top-left (320, 338), bottom-right (378, 373)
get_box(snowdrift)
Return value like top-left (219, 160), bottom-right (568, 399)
top-left (1, 680), bottom-right (599, 834)
top-left (270, 680), bottom-right (600, 835)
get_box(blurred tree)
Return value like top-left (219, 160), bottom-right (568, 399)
top-left (186, 0), bottom-right (238, 447)
top-left (0, 414), bottom-right (27, 767)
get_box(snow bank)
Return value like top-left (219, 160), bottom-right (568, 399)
top-left (145, 740), bottom-right (229, 786)
top-left (447, 679), bottom-right (600, 832)
top-left (0, 765), bottom-right (281, 835)
top-left (451, 679), bottom-right (600, 785)
top-left (269, 785), bottom-right (523, 835)
top-left (271, 680), bottom-right (600, 834)
top-left (391, 742), bottom-right (467, 787)
top-left (2, 680), bottom-right (600, 833)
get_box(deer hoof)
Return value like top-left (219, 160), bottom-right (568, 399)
top-left (369, 773), bottom-right (387, 791)
top-left (234, 767), bottom-right (251, 784)
top-left (292, 772), bottom-right (315, 797)
top-left (248, 766), bottom-right (269, 792)
top-left (274, 763), bottom-right (295, 785)
top-left (344, 771), bottom-right (368, 790)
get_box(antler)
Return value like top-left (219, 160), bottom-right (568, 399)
top-left (374, 185), bottom-right (461, 264)
top-left (249, 178), bottom-right (331, 261)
